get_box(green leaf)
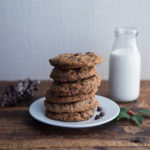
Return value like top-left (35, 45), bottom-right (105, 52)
top-left (139, 109), bottom-right (150, 115)
top-left (114, 108), bottom-right (131, 123)
top-left (120, 107), bottom-right (128, 112)
top-left (130, 114), bottom-right (144, 126)
top-left (114, 107), bottom-right (147, 126)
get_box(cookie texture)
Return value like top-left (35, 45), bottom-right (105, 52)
top-left (49, 52), bottom-right (104, 69)
top-left (45, 88), bottom-right (97, 103)
top-left (50, 66), bottom-right (97, 83)
top-left (45, 109), bottom-right (95, 121)
top-left (44, 96), bottom-right (98, 113)
top-left (45, 52), bottom-right (104, 122)
top-left (50, 75), bottom-right (101, 96)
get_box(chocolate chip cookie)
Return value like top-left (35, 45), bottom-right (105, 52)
top-left (44, 96), bottom-right (98, 113)
top-left (50, 66), bottom-right (97, 83)
top-left (49, 52), bottom-right (104, 69)
top-left (45, 88), bottom-right (97, 103)
top-left (50, 75), bottom-right (101, 96)
top-left (45, 109), bottom-right (95, 121)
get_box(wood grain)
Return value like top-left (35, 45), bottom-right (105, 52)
top-left (0, 80), bottom-right (150, 150)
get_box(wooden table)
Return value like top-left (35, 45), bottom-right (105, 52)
top-left (0, 81), bottom-right (150, 150)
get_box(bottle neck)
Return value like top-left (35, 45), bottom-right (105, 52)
top-left (113, 34), bottom-right (138, 51)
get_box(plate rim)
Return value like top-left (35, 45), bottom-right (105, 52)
top-left (29, 95), bottom-right (120, 128)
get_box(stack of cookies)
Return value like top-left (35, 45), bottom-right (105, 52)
top-left (45, 52), bottom-right (104, 121)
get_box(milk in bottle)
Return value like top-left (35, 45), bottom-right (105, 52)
top-left (109, 27), bottom-right (141, 102)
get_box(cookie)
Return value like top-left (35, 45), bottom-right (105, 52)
top-left (50, 66), bottom-right (97, 83)
top-left (50, 75), bottom-right (101, 96)
top-left (44, 96), bottom-right (98, 113)
top-left (45, 109), bottom-right (95, 121)
top-left (49, 52), bottom-right (104, 69)
top-left (45, 88), bottom-right (97, 103)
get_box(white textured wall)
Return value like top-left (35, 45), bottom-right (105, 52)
top-left (0, 0), bottom-right (150, 80)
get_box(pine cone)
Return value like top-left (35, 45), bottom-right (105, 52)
top-left (0, 78), bottom-right (40, 107)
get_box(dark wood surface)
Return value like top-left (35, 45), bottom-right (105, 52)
top-left (0, 80), bottom-right (150, 150)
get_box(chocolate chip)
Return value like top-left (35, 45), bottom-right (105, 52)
top-left (62, 69), bottom-right (68, 73)
top-left (77, 58), bottom-right (81, 61)
top-left (69, 56), bottom-right (74, 59)
top-left (88, 91), bottom-right (91, 94)
top-left (75, 68), bottom-right (81, 72)
top-left (95, 115), bottom-right (100, 120)
top-left (97, 106), bottom-right (102, 112)
top-left (70, 87), bottom-right (77, 91)
top-left (74, 53), bottom-right (79, 56)
top-left (99, 112), bottom-right (105, 117)
top-left (85, 52), bottom-right (92, 54)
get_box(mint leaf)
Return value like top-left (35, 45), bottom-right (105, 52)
top-left (131, 114), bottom-right (144, 126)
top-left (120, 108), bottom-right (128, 112)
top-left (139, 109), bottom-right (150, 115)
top-left (114, 107), bottom-right (150, 126)
top-left (114, 108), bottom-right (131, 122)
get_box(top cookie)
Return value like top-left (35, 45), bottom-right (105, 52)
top-left (49, 52), bottom-right (104, 69)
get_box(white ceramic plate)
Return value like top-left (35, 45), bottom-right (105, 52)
top-left (29, 95), bottom-right (120, 128)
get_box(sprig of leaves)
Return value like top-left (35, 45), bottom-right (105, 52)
top-left (115, 107), bottom-right (150, 126)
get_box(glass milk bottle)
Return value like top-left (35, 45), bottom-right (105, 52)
top-left (109, 27), bottom-right (141, 102)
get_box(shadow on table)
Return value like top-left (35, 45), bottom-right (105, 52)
top-left (25, 113), bottom-right (124, 139)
